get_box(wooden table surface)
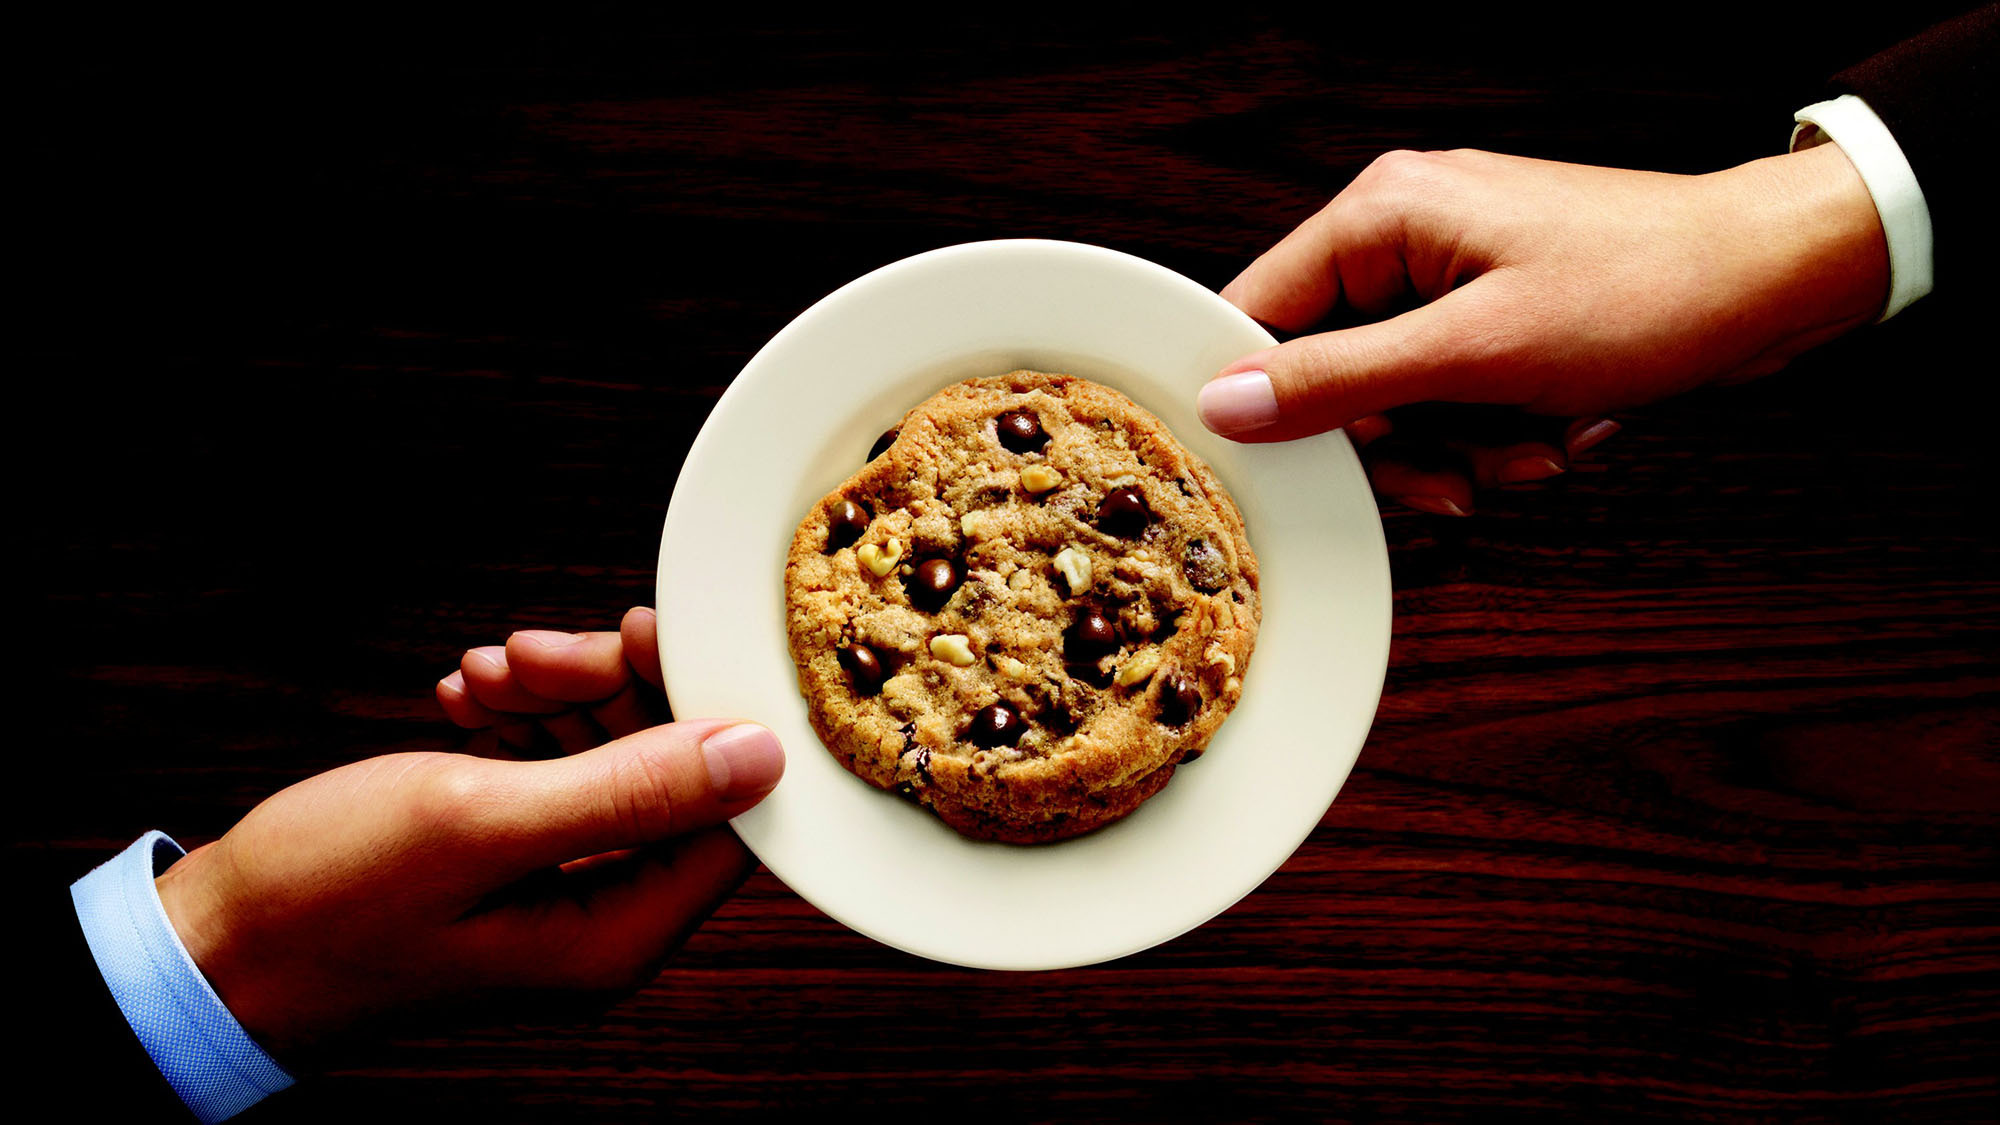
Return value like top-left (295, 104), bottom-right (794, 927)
top-left (19, 13), bottom-right (1998, 1122)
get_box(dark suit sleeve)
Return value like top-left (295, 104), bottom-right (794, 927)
top-left (1827, 3), bottom-right (1999, 294)
top-left (25, 885), bottom-right (196, 1120)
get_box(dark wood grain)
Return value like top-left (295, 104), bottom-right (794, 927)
top-left (17, 11), bottom-right (1997, 1122)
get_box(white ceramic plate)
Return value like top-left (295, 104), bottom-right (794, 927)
top-left (658, 240), bottom-right (1390, 970)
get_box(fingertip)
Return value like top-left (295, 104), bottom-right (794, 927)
top-left (622, 608), bottom-right (666, 693)
top-left (460, 644), bottom-right (569, 714)
top-left (1368, 443), bottom-right (1476, 516)
top-left (1393, 494), bottom-right (1473, 517)
top-left (1345, 413), bottom-right (1394, 448)
top-left (1469, 440), bottom-right (1568, 488)
top-left (701, 723), bottom-right (785, 811)
top-left (1566, 418), bottom-right (1622, 457)
top-left (437, 670), bottom-right (496, 730)
top-left (1495, 454), bottom-right (1565, 485)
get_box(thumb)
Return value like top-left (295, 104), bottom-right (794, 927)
top-left (472, 719), bottom-right (784, 875)
top-left (1199, 287), bottom-right (1498, 443)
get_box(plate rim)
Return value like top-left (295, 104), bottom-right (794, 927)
top-left (658, 237), bottom-right (1392, 969)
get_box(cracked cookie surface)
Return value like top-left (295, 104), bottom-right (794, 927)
top-left (784, 370), bottom-right (1259, 843)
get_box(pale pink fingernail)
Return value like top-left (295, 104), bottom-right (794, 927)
top-left (438, 670), bottom-right (467, 699)
top-left (703, 723), bottom-right (785, 804)
top-left (1394, 494), bottom-right (1470, 517)
top-left (468, 645), bottom-right (508, 671)
top-left (514, 629), bottom-right (584, 648)
top-left (1568, 419), bottom-right (1621, 456)
top-left (1497, 456), bottom-right (1564, 484)
top-left (1198, 370), bottom-right (1280, 435)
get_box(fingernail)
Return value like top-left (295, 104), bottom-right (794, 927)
top-left (514, 629), bottom-right (584, 648)
top-left (1198, 370), bottom-right (1280, 435)
top-left (1344, 414), bottom-right (1394, 447)
top-left (469, 645), bottom-right (508, 671)
top-left (1496, 456), bottom-right (1564, 484)
top-left (1568, 419), bottom-right (1621, 456)
top-left (438, 670), bottom-right (466, 700)
top-left (1394, 494), bottom-right (1470, 517)
top-left (702, 723), bottom-right (785, 804)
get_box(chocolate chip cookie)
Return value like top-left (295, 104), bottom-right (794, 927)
top-left (784, 370), bottom-right (1259, 843)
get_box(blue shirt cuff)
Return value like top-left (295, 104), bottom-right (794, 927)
top-left (70, 832), bottom-right (294, 1123)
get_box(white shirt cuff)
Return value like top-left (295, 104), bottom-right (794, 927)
top-left (1791, 94), bottom-right (1933, 321)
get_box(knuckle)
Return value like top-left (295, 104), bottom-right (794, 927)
top-left (411, 764), bottom-right (501, 833)
top-left (1386, 148), bottom-right (1469, 200)
top-left (1280, 330), bottom-right (1344, 388)
top-left (1363, 148), bottom-right (1443, 191)
top-left (1286, 334), bottom-right (1344, 388)
top-left (1348, 150), bottom-right (1462, 238)
top-left (1281, 335), bottom-right (1367, 420)
top-left (607, 749), bottom-right (683, 842)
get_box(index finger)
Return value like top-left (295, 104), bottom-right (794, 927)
top-left (1219, 164), bottom-right (1420, 331)
top-left (504, 630), bottom-right (631, 703)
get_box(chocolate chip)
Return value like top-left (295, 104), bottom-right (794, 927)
top-left (1158, 674), bottom-right (1202, 726)
top-left (868, 428), bottom-right (899, 461)
top-left (1179, 746), bottom-right (1205, 764)
top-left (1183, 538), bottom-right (1229, 592)
top-left (996, 410), bottom-right (1048, 453)
top-left (967, 702), bottom-right (1026, 747)
top-left (907, 557), bottom-right (964, 612)
top-left (1065, 608), bottom-right (1119, 662)
top-left (1096, 487), bottom-right (1149, 537)
top-left (899, 734), bottom-right (932, 783)
top-left (826, 499), bottom-right (870, 551)
top-left (838, 643), bottom-right (885, 695)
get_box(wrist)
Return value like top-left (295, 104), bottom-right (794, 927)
top-left (155, 842), bottom-right (289, 1057)
top-left (155, 843), bottom-right (228, 983)
top-left (1710, 143), bottom-right (1889, 340)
